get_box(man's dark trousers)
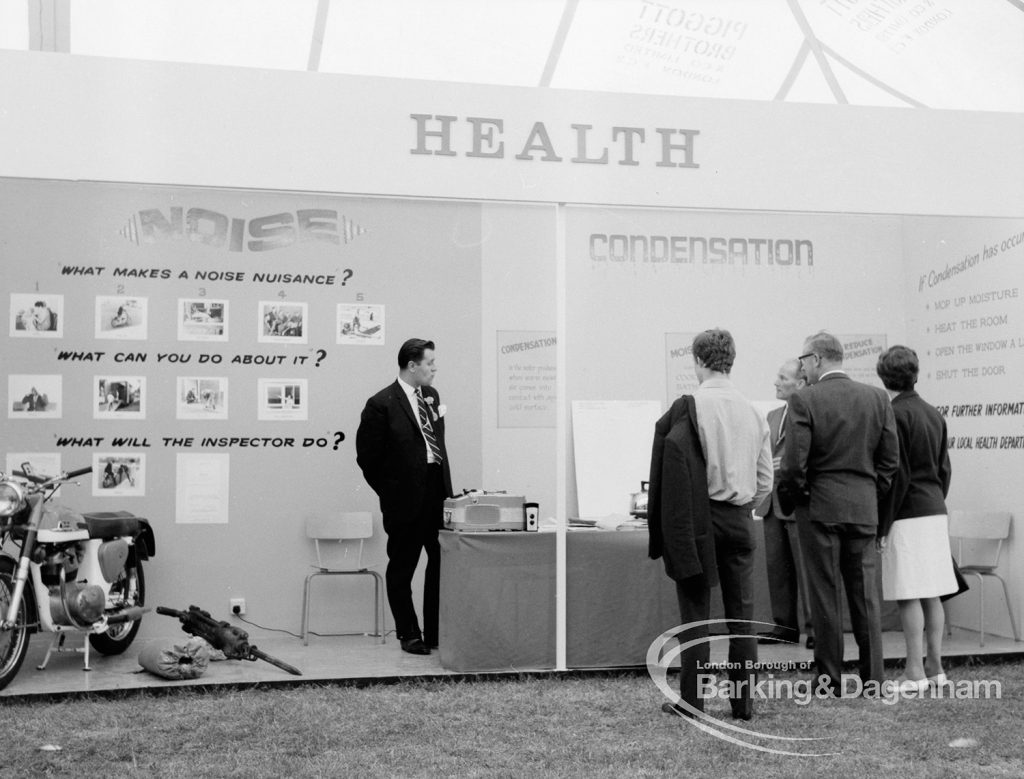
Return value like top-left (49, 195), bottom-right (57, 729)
top-left (797, 514), bottom-right (884, 694)
top-left (385, 464), bottom-right (444, 645)
top-left (763, 512), bottom-right (812, 640)
top-left (675, 500), bottom-right (757, 717)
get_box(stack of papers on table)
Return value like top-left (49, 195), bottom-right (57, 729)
top-left (569, 514), bottom-right (637, 530)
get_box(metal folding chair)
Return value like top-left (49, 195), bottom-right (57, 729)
top-left (301, 512), bottom-right (385, 645)
top-left (948, 510), bottom-right (1019, 646)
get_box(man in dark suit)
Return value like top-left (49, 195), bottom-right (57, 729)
top-left (756, 359), bottom-right (814, 648)
top-left (356, 338), bottom-right (453, 655)
top-left (649, 329), bottom-right (772, 720)
top-left (779, 332), bottom-right (899, 695)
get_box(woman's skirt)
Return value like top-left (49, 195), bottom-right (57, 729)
top-left (881, 514), bottom-right (958, 600)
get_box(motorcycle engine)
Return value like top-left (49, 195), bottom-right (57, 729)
top-left (50, 582), bottom-right (106, 626)
top-left (39, 545), bottom-right (83, 586)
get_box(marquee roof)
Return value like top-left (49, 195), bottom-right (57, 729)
top-left (2, 0), bottom-right (1022, 113)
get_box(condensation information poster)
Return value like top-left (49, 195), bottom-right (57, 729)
top-left (497, 331), bottom-right (556, 428)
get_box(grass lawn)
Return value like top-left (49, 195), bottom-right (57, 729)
top-left (1, 658), bottom-right (1021, 778)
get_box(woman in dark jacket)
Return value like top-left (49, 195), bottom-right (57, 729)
top-left (876, 345), bottom-right (957, 691)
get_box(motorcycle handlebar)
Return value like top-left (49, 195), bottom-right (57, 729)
top-left (12, 469), bottom-right (46, 484)
top-left (10, 466), bottom-right (92, 485)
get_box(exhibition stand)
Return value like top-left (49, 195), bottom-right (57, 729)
top-left (0, 50), bottom-right (1020, 660)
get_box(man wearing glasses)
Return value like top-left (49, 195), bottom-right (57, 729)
top-left (779, 332), bottom-right (898, 696)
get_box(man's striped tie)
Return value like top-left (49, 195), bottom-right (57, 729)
top-left (416, 389), bottom-right (443, 464)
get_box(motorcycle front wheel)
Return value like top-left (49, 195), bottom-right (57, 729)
top-left (89, 559), bottom-right (145, 655)
top-left (0, 556), bottom-right (31, 692)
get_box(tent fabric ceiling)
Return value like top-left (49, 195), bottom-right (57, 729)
top-left (3, 0), bottom-right (1023, 112)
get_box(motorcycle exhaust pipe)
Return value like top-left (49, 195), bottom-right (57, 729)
top-left (106, 606), bottom-right (151, 624)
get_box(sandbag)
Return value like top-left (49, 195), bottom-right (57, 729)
top-left (138, 636), bottom-right (211, 680)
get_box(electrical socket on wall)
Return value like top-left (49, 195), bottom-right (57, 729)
top-left (230, 597), bottom-right (246, 616)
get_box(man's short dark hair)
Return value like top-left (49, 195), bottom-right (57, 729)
top-left (397, 338), bottom-right (435, 369)
top-left (692, 329), bottom-right (736, 373)
top-left (804, 331), bottom-right (844, 363)
top-left (876, 345), bottom-right (919, 392)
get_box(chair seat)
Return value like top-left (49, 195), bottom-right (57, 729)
top-left (310, 564), bottom-right (371, 573)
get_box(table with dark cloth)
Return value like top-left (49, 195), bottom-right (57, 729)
top-left (438, 531), bottom-right (556, 673)
top-left (438, 525), bottom-right (897, 673)
top-left (566, 529), bottom-right (703, 668)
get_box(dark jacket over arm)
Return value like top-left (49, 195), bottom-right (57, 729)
top-left (647, 395), bottom-right (718, 586)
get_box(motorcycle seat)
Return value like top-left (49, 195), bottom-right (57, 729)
top-left (79, 511), bottom-right (142, 539)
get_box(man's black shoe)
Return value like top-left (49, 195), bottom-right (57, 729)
top-left (400, 638), bottom-right (430, 655)
top-left (805, 636), bottom-right (815, 649)
top-left (661, 702), bottom-right (694, 719)
top-left (757, 631), bottom-right (798, 645)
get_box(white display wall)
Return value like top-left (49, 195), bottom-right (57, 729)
top-left (564, 207), bottom-right (907, 517)
top-left (902, 216), bottom-right (1024, 638)
top-left (1, 180), bottom-right (559, 637)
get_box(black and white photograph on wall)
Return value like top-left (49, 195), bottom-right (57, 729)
top-left (177, 376), bottom-right (228, 420)
top-left (94, 376), bottom-right (146, 419)
top-left (95, 295), bottom-right (148, 340)
top-left (7, 374), bottom-right (62, 419)
top-left (336, 303), bottom-right (384, 345)
top-left (4, 453), bottom-right (61, 494)
top-left (10, 293), bottom-right (63, 338)
top-left (258, 301), bottom-right (308, 344)
top-left (257, 378), bottom-right (308, 421)
top-left (92, 452), bottom-right (145, 497)
top-left (178, 298), bottom-right (228, 342)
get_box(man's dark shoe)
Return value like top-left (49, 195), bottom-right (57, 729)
top-left (732, 709), bottom-right (753, 721)
top-left (400, 638), bottom-right (430, 655)
top-left (757, 630), bottom-right (798, 645)
top-left (661, 701), bottom-right (694, 719)
top-left (805, 636), bottom-right (815, 649)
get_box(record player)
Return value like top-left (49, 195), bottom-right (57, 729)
top-left (444, 490), bottom-right (528, 532)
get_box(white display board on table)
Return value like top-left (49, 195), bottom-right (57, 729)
top-left (571, 400), bottom-right (663, 519)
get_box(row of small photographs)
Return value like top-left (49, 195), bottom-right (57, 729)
top-left (7, 375), bottom-right (309, 422)
top-left (5, 452), bottom-right (145, 498)
top-left (9, 294), bottom-right (385, 346)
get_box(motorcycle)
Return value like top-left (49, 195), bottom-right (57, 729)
top-left (0, 464), bottom-right (155, 691)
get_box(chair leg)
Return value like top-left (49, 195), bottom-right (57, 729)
top-left (378, 571), bottom-right (386, 644)
top-left (970, 572), bottom-right (986, 647)
top-left (303, 570), bottom-right (385, 644)
top-left (991, 573), bottom-right (1021, 642)
top-left (369, 570), bottom-right (386, 644)
top-left (302, 572), bottom-right (319, 646)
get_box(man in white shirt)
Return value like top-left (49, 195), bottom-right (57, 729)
top-left (650, 328), bottom-right (772, 720)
